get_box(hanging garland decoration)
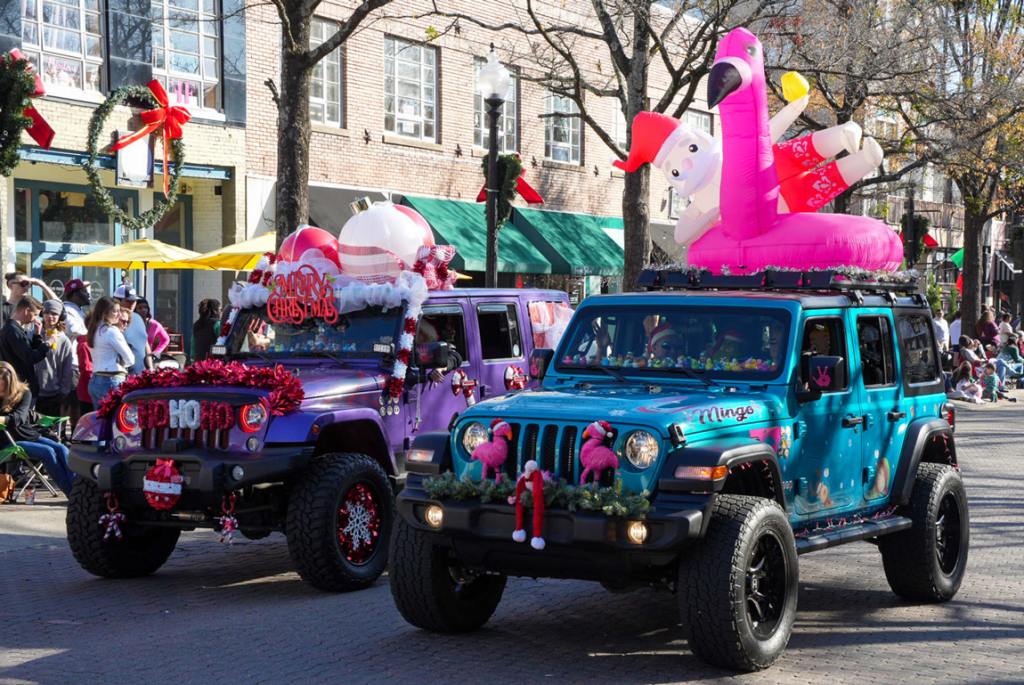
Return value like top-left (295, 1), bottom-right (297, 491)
top-left (0, 51), bottom-right (39, 177)
top-left (480, 153), bottom-right (524, 230)
top-left (96, 358), bottom-right (304, 419)
top-left (82, 80), bottom-right (190, 233)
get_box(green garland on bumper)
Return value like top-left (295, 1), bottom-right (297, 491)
top-left (423, 471), bottom-right (652, 519)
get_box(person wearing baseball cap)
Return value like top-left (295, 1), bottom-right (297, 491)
top-left (114, 284), bottom-right (148, 374)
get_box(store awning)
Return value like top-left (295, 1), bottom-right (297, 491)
top-left (513, 207), bottom-right (625, 276)
top-left (399, 196), bottom-right (553, 274)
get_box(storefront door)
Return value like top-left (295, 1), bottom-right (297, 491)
top-left (13, 181), bottom-right (137, 305)
top-left (152, 198), bottom-right (193, 351)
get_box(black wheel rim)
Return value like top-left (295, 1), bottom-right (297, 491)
top-left (935, 492), bottom-right (963, 575)
top-left (745, 530), bottom-right (789, 640)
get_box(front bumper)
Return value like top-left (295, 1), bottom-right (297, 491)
top-left (397, 475), bottom-right (712, 580)
top-left (69, 443), bottom-right (315, 507)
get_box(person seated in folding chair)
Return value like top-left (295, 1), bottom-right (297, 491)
top-left (0, 361), bottom-right (74, 496)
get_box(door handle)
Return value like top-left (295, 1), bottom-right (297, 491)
top-left (841, 415), bottom-right (864, 428)
top-left (887, 410), bottom-right (907, 422)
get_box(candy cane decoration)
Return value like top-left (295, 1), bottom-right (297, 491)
top-left (450, 369), bottom-right (478, 406)
top-left (99, 493), bottom-right (125, 541)
top-left (217, 493), bottom-right (239, 544)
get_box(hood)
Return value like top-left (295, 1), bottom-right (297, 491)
top-left (471, 384), bottom-right (785, 438)
top-left (289, 365), bottom-right (385, 401)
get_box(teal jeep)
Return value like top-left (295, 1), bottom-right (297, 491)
top-left (389, 270), bottom-right (967, 671)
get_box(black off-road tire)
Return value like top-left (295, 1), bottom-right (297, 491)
top-left (389, 516), bottom-right (506, 632)
top-left (286, 452), bottom-right (393, 592)
top-left (677, 495), bottom-right (799, 672)
top-left (66, 479), bottom-right (180, 578)
top-left (879, 463), bottom-right (969, 602)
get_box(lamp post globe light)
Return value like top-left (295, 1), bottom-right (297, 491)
top-left (478, 49), bottom-right (512, 288)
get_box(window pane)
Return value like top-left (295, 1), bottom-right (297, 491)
top-left (39, 190), bottom-right (115, 244)
top-left (22, 21), bottom-right (39, 45)
top-left (14, 187), bottom-right (30, 242)
top-left (42, 54), bottom-right (82, 89)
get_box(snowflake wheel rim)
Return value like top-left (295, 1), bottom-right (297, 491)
top-left (336, 482), bottom-right (381, 565)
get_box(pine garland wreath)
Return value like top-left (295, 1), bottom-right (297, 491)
top-left (480, 152), bottom-right (523, 230)
top-left (82, 84), bottom-right (186, 233)
top-left (0, 54), bottom-right (36, 177)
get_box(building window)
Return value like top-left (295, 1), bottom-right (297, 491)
top-left (613, 106), bottom-right (628, 150)
top-left (20, 0), bottom-right (103, 95)
top-left (152, 0), bottom-right (221, 112)
top-left (310, 18), bottom-right (343, 127)
top-left (668, 189), bottom-right (688, 219)
top-left (545, 93), bottom-right (581, 164)
top-left (473, 58), bottom-right (516, 151)
top-left (384, 36), bottom-right (437, 142)
top-left (683, 109), bottom-right (713, 135)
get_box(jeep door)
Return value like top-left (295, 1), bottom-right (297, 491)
top-left (473, 299), bottom-right (529, 402)
top-left (792, 313), bottom-right (862, 518)
top-left (850, 310), bottom-right (903, 504)
top-left (407, 302), bottom-right (477, 438)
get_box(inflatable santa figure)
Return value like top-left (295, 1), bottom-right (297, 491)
top-left (508, 460), bottom-right (545, 550)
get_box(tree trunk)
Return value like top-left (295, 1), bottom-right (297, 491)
top-left (622, 165), bottom-right (651, 290)
top-left (275, 30), bottom-right (313, 248)
top-left (960, 208), bottom-right (986, 336)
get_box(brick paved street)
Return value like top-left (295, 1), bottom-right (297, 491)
top-left (2, 402), bottom-right (1022, 685)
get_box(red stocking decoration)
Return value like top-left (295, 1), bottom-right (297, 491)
top-left (508, 460), bottom-right (545, 550)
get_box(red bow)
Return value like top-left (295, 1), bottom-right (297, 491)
top-left (110, 80), bottom-right (191, 197)
top-left (476, 163), bottom-right (544, 205)
top-left (412, 245), bottom-right (457, 290)
top-left (7, 49), bottom-right (54, 149)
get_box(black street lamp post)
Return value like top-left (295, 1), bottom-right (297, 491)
top-left (477, 49), bottom-right (511, 288)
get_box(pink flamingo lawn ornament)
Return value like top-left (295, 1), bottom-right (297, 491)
top-left (686, 28), bottom-right (903, 274)
top-left (579, 420), bottom-right (619, 485)
top-left (471, 419), bottom-right (513, 481)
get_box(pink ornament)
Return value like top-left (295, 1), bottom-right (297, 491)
top-left (277, 225), bottom-right (342, 268)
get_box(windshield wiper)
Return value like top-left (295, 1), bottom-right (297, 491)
top-left (585, 364), bottom-right (628, 383)
top-left (664, 366), bottom-right (718, 387)
top-left (311, 351), bottom-right (348, 366)
top-left (233, 351), bottom-right (273, 363)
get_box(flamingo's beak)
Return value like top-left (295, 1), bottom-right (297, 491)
top-left (708, 60), bottom-right (744, 108)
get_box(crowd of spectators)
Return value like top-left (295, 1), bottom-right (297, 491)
top-left (938, 307), bottom-right (1023, 404)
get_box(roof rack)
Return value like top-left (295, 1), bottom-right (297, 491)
top-left (638, 268), bottom-right (923, 304)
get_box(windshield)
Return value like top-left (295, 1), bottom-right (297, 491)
top-left (228, 306), bottom-right (403, 359)
top-left (556, 305), bottom-right (790, 380)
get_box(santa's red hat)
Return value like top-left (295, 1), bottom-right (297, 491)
top-left (612, 112), bottom-right (686, 173)
top-left (489, 418), bottom-right (510, 433)
top-left (647, 323), bottom-right (680, 356)
top-left (584, 420), bottom-right (614, 441)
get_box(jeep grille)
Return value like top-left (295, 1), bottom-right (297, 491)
top-left (500, 422), bottom-right (610, 485)
top-left (141, 427), bottom-right (230, 451)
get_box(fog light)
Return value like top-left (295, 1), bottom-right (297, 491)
top-left (113, 436), bottom-right (127, 452)
top-left (90, 463), bottom-right (101, 479)
top-left (231, 465), bottom-right (245, 481)
top-left (627, 520), bottom-right (648, 545)
top-left (245, 437), bottom-right (260, 453)
top-left (424, 504), bottom-right (444, 529)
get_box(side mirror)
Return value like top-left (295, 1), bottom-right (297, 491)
top-left (415, 341), bottom-right (450, 370)
top-left (530, 348), bottom-right (554, 381)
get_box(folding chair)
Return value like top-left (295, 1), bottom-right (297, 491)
top-left (0, 423), bottom-right (64, 503)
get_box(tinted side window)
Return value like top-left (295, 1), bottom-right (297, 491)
top-left (799, 317), bottom-right (848, 391)
top-left (897, 312), bottom-right (940, 384)
top-left (478, 303), bottom-right (522, 360)
top-left (857, 316), bottom-right (897, 387)
top-left (417, 306), bottom-right (468, 361)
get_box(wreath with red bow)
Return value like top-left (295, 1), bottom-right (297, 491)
top-left (96, 359), bottom-right (304, 418)
top-left (82, 80), bottom-right (189, 233)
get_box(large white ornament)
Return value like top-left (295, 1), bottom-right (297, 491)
top-left (338, 201), bottom-right (433, 268)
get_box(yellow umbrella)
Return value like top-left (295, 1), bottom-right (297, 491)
top-left (44, 239), bottom-right (205, 270)
top-left (181, 233), bottom-right (276, 271)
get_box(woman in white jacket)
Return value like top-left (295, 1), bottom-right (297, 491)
top-left (86, 296), bottom-right (135, 406)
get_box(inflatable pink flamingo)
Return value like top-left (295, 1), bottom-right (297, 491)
top-left (686, 28), bottom-right (903, 273)
top-left (579, 420), bottom-right (619, 485)
top-left (471, 419), bottom-right (513, 481)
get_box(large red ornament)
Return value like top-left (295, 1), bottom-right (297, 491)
top-left (143, 459), bottom-right (183, 510)
top-left (278, 225), bottom-right (342, 268)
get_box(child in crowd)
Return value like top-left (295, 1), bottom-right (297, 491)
top-left (952, 362), bottom-right (983, 403)
top-left (981, 362), bottom-right (1017, 403)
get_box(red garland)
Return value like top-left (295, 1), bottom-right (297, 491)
top-left (97, 359), bottom-right (304, 419)
top-left (404, 318), bottom-right (417, 334)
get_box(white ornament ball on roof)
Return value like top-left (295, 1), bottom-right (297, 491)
top-left (338, 201), bottom-right (434, 268)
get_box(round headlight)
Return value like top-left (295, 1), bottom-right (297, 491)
top-left (461, 422), bottom-right (489, 454)
top-left (624, 430), bottom-right (660, 469)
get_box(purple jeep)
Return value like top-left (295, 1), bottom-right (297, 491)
top-left (66, 288), bottom-right (569, 591)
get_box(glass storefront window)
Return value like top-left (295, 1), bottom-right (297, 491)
top-left (14, 187), bottom-right (30, 241)
top-left (153, 205), bottom-right (185, 334)
top-left (38, 189), bottom-right (116, 244)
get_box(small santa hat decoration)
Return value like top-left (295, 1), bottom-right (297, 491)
top-left (647, 323), bottom-right (680, 356)
top-left (489, 418), bottom-right (510, 435)
top-left (612, 112), bottom-right (687, 173)
top-left (584, 420), bottom-right (615, 441)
